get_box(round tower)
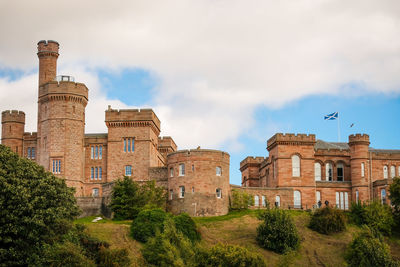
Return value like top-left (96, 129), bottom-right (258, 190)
top-left (349, 134), bottom-right (370, 202)
top-left (37, 40), bottom-right (59, 86)
top-left (1, 110), bottom-right (25, 156)
top-left (167, 149), bottom-right (230, 217)
top-left (36, 40), bottom-right (88, 195)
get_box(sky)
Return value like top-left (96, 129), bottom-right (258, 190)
top-left (0, 0), bottom-right (399, 185)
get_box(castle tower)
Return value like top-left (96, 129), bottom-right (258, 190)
top-left (1, 110), bottom-right (25, 156)
top-left (36, 40), bottom-right (88, 195)
top-left (349, 134), bottom-right (370, 202)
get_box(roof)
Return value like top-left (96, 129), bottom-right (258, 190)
top-left (369, 148), bottom-right (400, 154)
top-left (314, 140), bottom-right (349, 150)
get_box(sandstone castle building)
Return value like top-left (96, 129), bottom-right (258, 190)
top-left (1, 40), bottom-right (399, 216)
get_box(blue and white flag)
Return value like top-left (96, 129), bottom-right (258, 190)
top-left (324, 112), bottom-right (338, 120)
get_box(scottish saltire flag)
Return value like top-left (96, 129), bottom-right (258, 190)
top-left (324, 112), bottom-right (338, 120)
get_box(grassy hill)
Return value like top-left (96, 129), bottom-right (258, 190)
top-left (76, 210), bottom-right (400, 266)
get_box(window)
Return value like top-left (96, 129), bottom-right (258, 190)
top-left (123, 138), bottom-right (134, 152)
top-left (361, 163), bottom-right (365, 177)
top-left (292, 155), bottom-right (300, 177)
top-left (169, 189), bottom-right (173, 200)
top-left (91, 167), bottom-right (94, 180)
top-left (316, 191), bottom-right (321, 204)
top-left (192, 165), bottom-right (195, 172)
top-left (125, 165), bottom-right (132, 176)
top-left (52, 159), bottom-right (61, 174)
top-left (92, 188), bottom-right (99, 197)
top-left (192, 187), bottom-right (195, 193)
top-left (99, 146), bottom-right (102, 159)
top-left (99, 167), bottom-right (102, 180)
top-left (356, 190), bottom-right (359, 203)
top-left (216, 166), bottom-right (222, 176)
top-left (381, 189), bottom-right (386, 204)
top-left (337, 163), bottom-right (344, 181)
top-left (179, 164), bottom-right (185, 176)
top-left (293, 191), bottom-right (301, 209)
top-left (314, 162), bottom-right (321, 181)
top-left (91, 146), bottom-right (94, 159)
top-left (170, 168), bottom-right (174, 177)
top-left (95, 146), bottom-right (98, 159)
top-left (326, 163), bottom-right (333, 181)
top-left (254, 195), bottom-right (259, 207)
top-left (91, 145), bottom-right (103, 160)
top-left (383, 165), bottom-right (388, 179)
top-left (27, 147), bottom-right (35, 159)
top-left (275, 195), bottom-right (281, 207)
top-left (336, 191), bottom-right (349, 210)
top-left (179, 186), bottom-right (185, 198)
top-left (216, 188), bottom-right (222, 198)
top-left (95, 167), bottom-right (98, 180)
top-left (390, 166), bottom-right (395, 178)
top-left (27, 148), bottom-right (31, 159)
top-left (31, 148), bottom-right (35, 159)
top-left (262, 196), bottom-right (266, 207)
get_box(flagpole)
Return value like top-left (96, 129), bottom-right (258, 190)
top-left (337, 114), bottom-right (340, 142)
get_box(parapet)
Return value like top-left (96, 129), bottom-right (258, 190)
top-left (167, 149), bottom-right (230, 162)
top-left (349, 134), bottom-right (370, 145)
top-left (267, 133), bottom-right (316, 150)
top-left (37, 40), bottom-right (59, 56)
top-left (105, 107), bottom-right (161, 132)
top-left (240, 156), bottom-right (265, 169)
top-left (158, 136), bottom-right (177, 151)
top-left (1, 110), bottom-right (25, 124)
top-left (38, 81), bottom-right (89, 103)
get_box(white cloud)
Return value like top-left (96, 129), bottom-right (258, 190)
top-left (0, 0), bottom-right (399, 149)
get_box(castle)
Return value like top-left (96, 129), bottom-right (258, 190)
top-left (1, 40), bottom-right (399, 217)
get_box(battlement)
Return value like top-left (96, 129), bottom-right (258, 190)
top-left (105, 106), bottom-right (161, 131)
top-left (37, 40), bottom-right (59, 55)
top-left (349, 133), bottom-right (370, 144)
top-left (267, 133), bottom-right (316, 150)
top-left (240, 156), bottom-right (265, 167)
top-left (158, 136), bottom-right (177, 150)
top-left (39, 81), bottom-right (89, 103)
top-left (1, 110), bottom-right (25, 123)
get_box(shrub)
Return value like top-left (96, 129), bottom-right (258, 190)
top-left (141, 218), bottom-right (196, 267)
top-left (230, 189), bottom-right (254, 210)
top-left (256, 209), bottom-right (300, 253)
top-left (42, 241), bottom-right (96, 267)
top-left (173, 213), bottom-right (201, 242)
top-left (345, 226), bottom-right (399, 267)
top-left (98, 247), bottom-right (131, 267)
top-left (0, 145), bottom-right (80, 266)
top-left (110, 177), bottom-right (166, 220)
top-left (130, 208), bottom-right (169, 242)
top-left (390, 177), bottom-right (400, 230)
top-left (196, 243), bottom-right (266, 267)
top-left (309, 206), bottom-right (346, 234)
top-left (349, 201), bottom-right (394, 236)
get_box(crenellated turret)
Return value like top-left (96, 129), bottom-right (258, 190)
top-left (1, 110), bottom-right (25, 156)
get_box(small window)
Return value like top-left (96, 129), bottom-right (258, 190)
top-left (125, 165), bottom-right (132, 176)
top-left (95, 167), bottom-right (98, 180)
top-left (91, 146), bottom-right (94, 159)
top-left (216, 188), bottom-right (222, 198)
top-left (99, 146), bottom-right (102, 159)
top-left (326, 163), bottom-right (333, 181)
top-left (275, 195), bottom-right (281, 207)
top-left (169, 189), bottom-right (173, 200)
top-left (192, 187), bottom-right (195, 193)
top-left (95, 146), bottom-right (99, 159)
top-left (355, 190), bottom-right (359, 203)
top-left (123, 138), bottom-right (134, 152)
top-left (314, 162), bottom-right (321, 181)
top-left (262, 196), bottom-right (266, 207)
top-left (381, 189), bottom-right (386, 204)
top-left (292, 155), bottom-right (300, 177)
top-left (337, 163), bottom-right (344, 181)
top-left (31, 148), bottom-right (35, 159)
top-left (361, 163), bottom-right (365, 177)
top-left (383, 165), bottom-right (388, 179)
top-left (170, 168), bottom-right (174, 177)
top-left (52, 159), bottom-right (61, 174)
top-left (99, 167), bottom-right (102, 180)
top-left (216, 166), bottom-right (222, 176)
top-left (179, 164), bottom-right (185, 176)
top-left (192, 165), bottom-right (194, 172)
top-left (91, 167), bottom-right (94, 180)
top-left (254, 195), bottom-right (259, 206)
top-left (179, 186), bottom-right (185, 198)
top-left (27, 148), bottom-right (31, 159)
top-left (92, 188), bottom-right (99, 197)
top-left (390, 166), bottom-right (395, 178)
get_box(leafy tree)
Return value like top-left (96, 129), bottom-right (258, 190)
top-left (345, 226), bottom-right (399, 267)
top-left (256, 208), bottom-right (300, 254)
top-left (110, 177), bottom-right (166, 220)
top-left (196, 243), bottom-right (266, 267)
top-left (309, 206), bottom-right (346, 234)
top-left (229, 189), bottom-right (254, 210)
top-left (0, 145), bottom-right (80, 266)
top-left (389, 177), bottom-right (400, 230)
top-left (173, 213), bottom-right (201, 242)
top-left (131, 208), bottom-right (169, 242)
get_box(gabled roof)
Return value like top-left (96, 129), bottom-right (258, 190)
top-left (314, 140), bottom-right (349, 150)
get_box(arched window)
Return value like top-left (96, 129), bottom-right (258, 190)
top-left (254, 195), bottom-right (259, 207)
top-left (314, 162), bottom-right (321, 181)
top-left (275, 195), bottom-right (281, 207)
top-left (262, 196), bottom-right (266, 207)
top-left (337, 163), bottom-right (344, 181)
top-left (293, 190), bottom-right (301, 209)
top-left (381, 189), bottom-right (386, 204)
top-left (326, 163), bottom-right (333, 181)
top-left (216, 166), bottom-right (222, 176)
top-left (292, 155), bottom-right (300, 177)
top-left (216, 188), bottom-right (222, 198)
top-left (383, 165), bottom-right (388, 179)
top-left (390, 166), bottom-right (395, 178)
top-left (361, 163), bottom-right (365, 177)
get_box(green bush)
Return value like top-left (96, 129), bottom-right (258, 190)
top-left (173, 213), bottom-right (201, 242)
top-left (309, 206), bottom-right (346, 234)
top-left (390, 177), bottom-right (400, 231)
top-left (130, 208), bottom-right (169, 242)
top-left (349, 201), bottom-right (394, 236)
top-left (42, 241), bottom-right (96, 267)
top-left (110, 177), bottom-right (166, 220)
top-left (345, 226), bottom-right (399, 267)
top-left (98, 247), bottom-right (131, 267)
top-left (256, 209), bottom-right (300, 253)
top-left (196, 243), bottom-right (266, 267)
top-left (230, 189), bottom-right (254, 210)
top-left (141, 218), bottom-right (196, 267)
